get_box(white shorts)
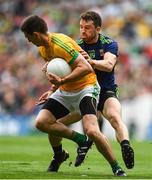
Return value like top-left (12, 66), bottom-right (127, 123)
top-left (50, 82), bottom-right (100, 114)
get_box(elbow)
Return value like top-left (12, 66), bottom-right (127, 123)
top-left (105, 62), bottom-right (114, 72)
top-left (82, 63), bottom-right (94, 74)
top-left (86, 65), bottom-right (94, 74)
top-left (83, 68), bottom-right (93, 75)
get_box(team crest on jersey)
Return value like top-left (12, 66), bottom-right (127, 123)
top-left (100, 49), bottom-right (104, 56)
top-left (88, 50), bottom-right (95, 59)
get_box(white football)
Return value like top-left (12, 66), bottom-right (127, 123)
top-left (47, 58), bottom-right (72, 78)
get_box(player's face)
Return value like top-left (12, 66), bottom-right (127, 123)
top-left (80, 19), bottom-right (101, 44)
top-left (24, 32), bottom-right (42, 46)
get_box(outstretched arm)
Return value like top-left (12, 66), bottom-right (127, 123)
top-left (87, 52), bottom-right (117, 72)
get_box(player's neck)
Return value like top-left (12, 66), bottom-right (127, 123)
top-left (86, 34), bottom-right (99, 44)
top-left (41, 33), bottom-right (50, 48)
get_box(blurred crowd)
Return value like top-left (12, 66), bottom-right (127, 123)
top-left (0, 0), bottom-right (152, 115)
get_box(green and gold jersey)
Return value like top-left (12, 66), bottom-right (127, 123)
top-left (39, 33), bottom-right (96, 91)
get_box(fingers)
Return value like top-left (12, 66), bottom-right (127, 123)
top-left (36, 96), bottom-right (47, 105)
top-left (47, 73), bottom-right (62, 86)
top-left (36, 91), bottom-right (49, 106)
top-left (42, 62), bottom-right (48, 73)
top-left (79, 50), bottom-right (90, 60)
top-left (35, 99), bottom-right (46, 106)
top-left (46, 73), bottom-right (57, 81)
top-left (50, 85), bottom-right (58, 92)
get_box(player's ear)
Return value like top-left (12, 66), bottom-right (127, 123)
top-left (96, 27), bottom-right (101, 33)
top-left (33, 32), bottom-right (40, 38)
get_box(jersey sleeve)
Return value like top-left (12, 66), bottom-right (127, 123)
top-left (50, 33), bottom-right (82, 65)
top-left (54, 42), bottom-right (80, 65)
top-left (104, 41), bottom-right (118, 57)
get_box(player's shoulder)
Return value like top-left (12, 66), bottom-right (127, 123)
top-left (51, 32), bottom-right (72, 41)
top-left (99, 34), bottom-right (117, 45)
top-left (51, 32), bottom-right (66, 39)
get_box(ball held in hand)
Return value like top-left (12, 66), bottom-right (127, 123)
top-left (47, 58), bottom-right (72, 78)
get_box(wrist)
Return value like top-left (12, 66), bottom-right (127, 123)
top-left (92, 60), bottom-right (96, 69)
top-left (60, 78), bottom-right (65, 85)
top-left (50, 84), bottom-right (58, 92)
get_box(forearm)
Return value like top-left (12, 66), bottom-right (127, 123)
top-left (88, 52), bottom-right (117, 72)
top-left (61, 65), bottom-right (92, 84)
top-left (61, 54), bottom-right (93, 84)
top-left (93, 59), bottom-right (114, 72)
top-left (47, 54), bottom-right (94, 86)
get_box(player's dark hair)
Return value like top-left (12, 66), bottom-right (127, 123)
top-left (20, 15), bottom-right (48, 34)
top-left (80, 11), bottom-right (102, 28)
